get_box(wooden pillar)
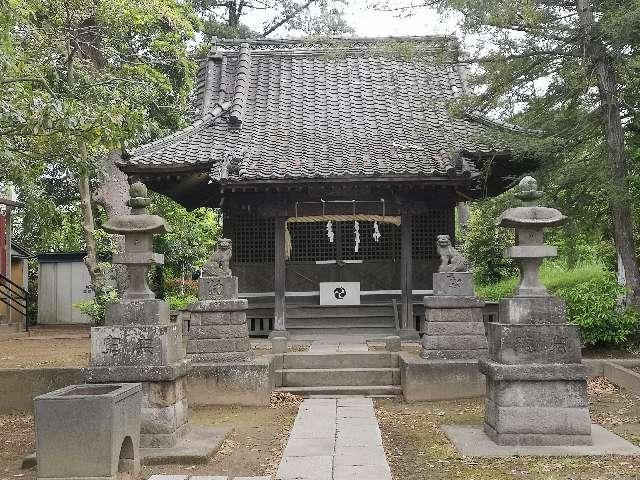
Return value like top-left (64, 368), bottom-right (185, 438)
top-left (273, 215), bottom-right (287, 334)
top-left (400, 210), bottom-right (416, 338)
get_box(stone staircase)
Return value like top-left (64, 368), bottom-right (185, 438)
top-left (274, 351), bottom-right (402, 396)
top-left (286, 305), bottom-right (397, 338)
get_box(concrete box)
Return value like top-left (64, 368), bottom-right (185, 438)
top-left (34, 383), bottom-right (142, 480)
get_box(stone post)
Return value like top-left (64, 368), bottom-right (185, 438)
top-left (84, 182), bottom-right (190, 449)
top-left (184, 239), bottom-right (254, 363)
top-left (421, 235), bottom-right (488, 359)
top-left (479, 176), bottom-right (592, 446)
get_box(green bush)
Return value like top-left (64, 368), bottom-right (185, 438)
top-left (74, 289), bottom-right (119, 326)
top-left (166, 294), bottom-right (198, 311)
top-left (462, 194), bottom-right (518, 285)
top-left (477, 264), bottom-right (640, 346)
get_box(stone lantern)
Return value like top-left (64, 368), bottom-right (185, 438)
top-left (479, 176), bottom-right (592, 446)
top-left (498, 176), bottom-right (567, 297)
top-left (102, 181), bottom-right (169, 301)
top-left (84, 182), bottom-right (191, 450)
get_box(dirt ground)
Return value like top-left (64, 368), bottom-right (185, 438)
top-left (376, 377), bottom-right (640, 480)
top-left (2, 380), bottom-right (640, 480)
top-left (0, 394), bottom-right (300, 480)
top-left (582, 346), bottom-right (640, 359)
top-left (0, 329), bottom-right (310, 368)
top-left (0, 327), bottom-right (90, 368)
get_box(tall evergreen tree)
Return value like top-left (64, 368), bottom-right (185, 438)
top-left (373, 0), bottom-right (640, 305)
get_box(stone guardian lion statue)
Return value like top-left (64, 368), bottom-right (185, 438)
top-left (203, 238), bottom-right (233, 277)
top-left (436, 234), bottom-right (470, 272)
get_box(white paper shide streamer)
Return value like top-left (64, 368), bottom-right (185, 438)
top-left (326, 221), bottom-right (334, 243)
top-left (373, 221), bottom-right (381, 242)
top-left (354, 221), bottom-right (360, 252)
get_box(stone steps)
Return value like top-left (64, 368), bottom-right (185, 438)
top-left (277, 350), bottom-right (402, 396)
top-left (277, 367), bottom-right (401, 387)
top-left (287, 304), bottom-right (395, 317)
top-left (285, 304), bottom-right (397, 337)
top-left (287, 317), bottom-right (394, 328)
top-left (287, 326), bottom-right (397, 336)
top-left (284, 352), bottom-right (398, 369)
top-left (275, 385), bottom-right (402, 396)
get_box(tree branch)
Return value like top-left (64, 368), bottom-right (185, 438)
top-left (0, 77), bottom-right (54, 94)
top-left (260, 0), bottom-right (318, 37)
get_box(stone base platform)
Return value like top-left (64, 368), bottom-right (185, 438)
top-left (442, 424), bottom-right (640, 457)
top-left (23, 426), bottom-right (231, 470)
top-left (400, 354), bottom-right (485, 402)
top-left (141, 425), bottom-right (230, 465)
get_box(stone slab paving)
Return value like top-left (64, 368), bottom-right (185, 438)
top-left (149, 476), bottom-right (271, 480)
top-left (276, 397), bottom-right (392, 480)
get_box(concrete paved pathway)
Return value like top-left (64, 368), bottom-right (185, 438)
top-left (307, 336), bottom-right (369, 353)
top-left (276, 397), bottom-right (391, 480)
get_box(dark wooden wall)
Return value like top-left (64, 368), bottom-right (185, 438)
top-left (224, 184), bottom-right (456, 295)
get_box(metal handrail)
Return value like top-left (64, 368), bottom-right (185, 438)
top-left (0, 270), bottom-right (27, 293)
top-left (0, 272), bottom-right (29, 331)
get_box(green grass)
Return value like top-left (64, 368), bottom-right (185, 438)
top-left (475, 263), bottom-right (607, 301)
top-left (476, 263), bottom-right (640, 346)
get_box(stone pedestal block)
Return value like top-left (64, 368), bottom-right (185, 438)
top-left (421, 283), bottom-right (488, 360)
top-left (139, 378), bottom-right (189, 448)
top-left (87, 297), bottom-right (191, 449)
top-left (105, 300), bottom-right (170, 326)
top-left (498, 296), bottom-right (566, 324)
top-left (34, 383), bottom-right (142, 480)
top-left (487, 323), bottom-right (582, 364)
top-left (433, 272), bottom-right (474, 296)
top-left (271, 336), bottom-right (288, 354)
top-left (480, 318), bottom-right (592, 446)
top-left (185, 297), bottom-right (254, 364)
top-left (198, 276), bottom-right (238, 301)
top-left (385, 336), bottom-right (401, 352)
top-left (90, 324), bottom-right (185, 367)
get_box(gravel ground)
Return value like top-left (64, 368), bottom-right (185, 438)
top-left (376, 377), bottom-right (640, 480)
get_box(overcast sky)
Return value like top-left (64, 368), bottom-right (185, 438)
top-left (241, 0), bottom-right (463, 39)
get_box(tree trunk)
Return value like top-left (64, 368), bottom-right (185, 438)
top-left (576, 0), bottom-right (640, 306)
top-left (228, 0), bottom-right (241, 28)
top-left (78, 143), bottom-right (106, 299)
top-left (93, 149), bottom-right (129, 293)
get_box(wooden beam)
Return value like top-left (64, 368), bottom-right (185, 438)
top-left (273, 216), bottom-right (287, 334)
top-left (400, 209), bottom-right (416, 338)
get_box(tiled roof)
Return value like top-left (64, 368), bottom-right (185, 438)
top-left (120, 37), bottom-right (507, 183)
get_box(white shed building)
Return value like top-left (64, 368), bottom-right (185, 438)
top-left (37, 252), bottom-right (94, 325)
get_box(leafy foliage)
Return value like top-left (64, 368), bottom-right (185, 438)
top-left (463, 192), bottom-right (517, 285)
top-left (477, 264), bottom-right (640, 346)
top-left (150, 193), bottom-right (220, 279)
top-left (74, 287), bottom-right (119, 326)
top-left (195, 0), bottom-right (352, 40)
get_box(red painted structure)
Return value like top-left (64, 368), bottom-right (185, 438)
top-left (0, 213), bottom-right (6, 276)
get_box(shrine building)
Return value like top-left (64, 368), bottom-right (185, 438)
top-left (117, 37), bottom-right (519, 339)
